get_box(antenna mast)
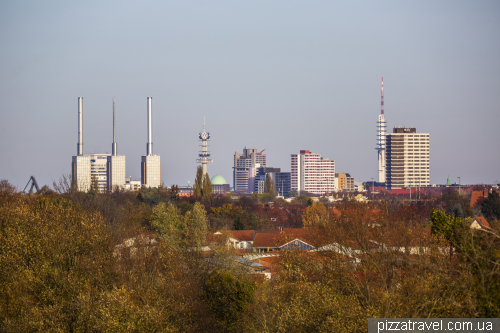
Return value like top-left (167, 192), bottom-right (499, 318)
top-left (376, 77), bottom-right (387, 183)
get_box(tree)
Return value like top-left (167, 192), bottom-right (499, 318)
top-left (203, 270), bottom-right (255, 332)
top-left (264, 174), bottom-right (276, 197)
top-left (193, 166), bottom-right (203, 197)
top-left (233, 217), bottom-right (244, 230)
top-left (151, 202), bottom-right (183, 246)
top-left (181, 202), bottom-right (208, 250)
top-left (482, 190), bottom-right (500, 221)
top-left (302, 202), bottom-right (329, 228)
top-left (202, 172), bottom-right (213, 202)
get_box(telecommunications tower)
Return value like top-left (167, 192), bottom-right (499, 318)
top-left (196, 118), bottom-right (213, 175)
top-left (376, 77), bottom-right (387, 183)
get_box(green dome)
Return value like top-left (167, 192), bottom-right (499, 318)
top-left (211, 174), bottom-right (227, 185)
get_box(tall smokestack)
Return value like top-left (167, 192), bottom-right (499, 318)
top-left (77, 97), bottom-right (83, 156)
top-left (112, 97), bottom-right (117, 156)
top-left (147, 97), bottom-right (153, 155)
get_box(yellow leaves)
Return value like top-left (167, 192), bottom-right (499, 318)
top-left (302, 202), bottom-right (329, 228)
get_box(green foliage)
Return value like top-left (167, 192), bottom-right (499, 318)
top-left (203, 172), bottom-right (213, 202)
top-left (264, 174), bottom-right (276, 197)
top-left (482, 190), bottom-right (500, 221)
top-left (182, 202), bottom-right (208, 249)
top-left (151, 202), bottom-right (182, 246)
top-left (151, 201), bottom-right (208, 250)
top-left (233, 217), bottom-right (244, 230)
top-left (431, 209), bottom-right (463, 242)
top-left (453, 203), bottom-right (464, 218)
top-left (203, 270), bottom-right (255, 331)
top-left (193, 166), bottom-right (203, 197)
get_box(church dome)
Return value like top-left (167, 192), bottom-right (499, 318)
top-left (211, 174), bottom-right (227, 185)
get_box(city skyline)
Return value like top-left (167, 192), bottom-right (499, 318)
top-left (1, 1), bottom-right (499, 189)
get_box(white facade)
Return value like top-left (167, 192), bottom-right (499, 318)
top-left (291, 150), bottom-right (335, 195)
top-left (129, 180), bottom-right (142, 191)
top-left (72, 155), bottom-right (91, 192)
top-left (141, 155), bottom-right (161, 188)
top-left (107, 155), bottom-right (126, 192)
top-left (89, 153), bottom-right (110, 193)
top-left (386, 128), bottom-right (430, 190)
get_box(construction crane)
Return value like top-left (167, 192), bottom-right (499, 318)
top-left (23, 176), bottom-right (40, 194)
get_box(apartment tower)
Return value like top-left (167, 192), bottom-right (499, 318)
top-left (386, 127), bottom-right (430, 190)
top-left (291, 150), bottom-right (335, 195)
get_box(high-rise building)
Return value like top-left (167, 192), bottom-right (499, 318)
top-left (107, 98), bottom-right (126, 192)
top-left (196, 118), bottom-right (213, 175)
top-left (386, 127), bottom-right (430, 190)
top-left (233, 148), bottom-right (266, 193)
top-left (291, 150), bottom-right (335, 195)
top-left (253, 167), bottom-right (291, 196)
top-left (89, 153), bottom-right (110, 192)
top-left (376, 77), bottom-right (387, 183)
top-left (72, 97), bottom-right (91, 192)
top-left (141, 97), bottom-right (161, 188)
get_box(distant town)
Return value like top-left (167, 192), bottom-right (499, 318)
top-left (67, 79), bottom-right (494, 199)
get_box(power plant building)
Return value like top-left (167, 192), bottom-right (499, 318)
top-left (233, 148), bottom-right (267, 193)
top-left (291, 150), bottom-right (335, 195)
top-left (141, 97), bottom-right (161, 188)
top-left (72, 97), bottom-right (91, 192)
top-left (107, 98), bottom-right (126, 192)
top-left (385, 127), bottom-right (430, 190)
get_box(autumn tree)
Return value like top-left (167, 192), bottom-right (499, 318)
top-left (193, 166), bottom-right (203, 197)
top-left (302, 202), bottom-right (329, 228)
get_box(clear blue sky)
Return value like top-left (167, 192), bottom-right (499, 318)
top-left (1, 0), bottom-right (499, 189)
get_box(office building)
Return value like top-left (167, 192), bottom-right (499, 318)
top-left (141, 97), bottom-right (161, 188)
top-left (233, 148), bottom-right (266, 193)
top-left (107, 98), bottom-right (126, 192)
top-left (335, 173), bottom-right (355, 192)
top-left (291, 150), bottom-right (335, 195)
top-left (386, 127), bottom-right (430, 190)
top-left (254, 167), bottom-right (291, 196)
top-left (72, 97), bottom-right (91, 192)
top-left (89, 153), bottom-right (110, 193)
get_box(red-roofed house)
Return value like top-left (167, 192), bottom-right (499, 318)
top-left (214, 230), bottom-right (256, 249)
top-left (469, 217), bottom-right (491, 230)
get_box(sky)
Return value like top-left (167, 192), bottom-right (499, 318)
top-left (1, 0), bottom-right (499, 190)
